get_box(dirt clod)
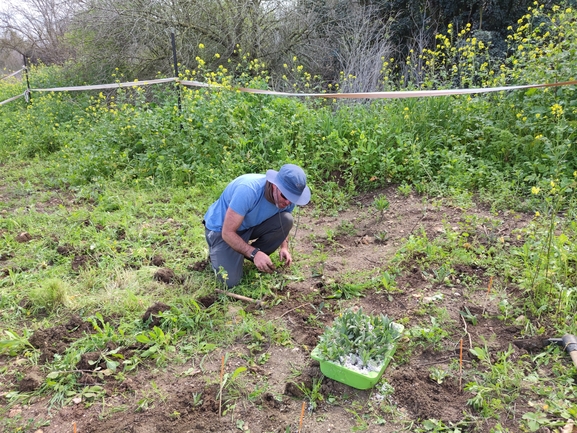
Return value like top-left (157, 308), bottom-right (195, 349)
top-left (189, 259), bottom-right (209, 271)
top-left (71, 254), bottom-right (90, 271)
top-left (56, 245), bottom-right (73, 256)
top-left (200, 385), bottom-right (219, 413)
top-left (391, 368), bottom-right (468, 423)
top-left (0, 252), bottom-right (13, 261)
top-left (283, 381), bottom-right (305, 398)
top-left (197, 295), bottom-right (217, 308)
top-left (142, 302), bottom-right (171, 327)
top-left (153, 267), bottom-right (176, 283)
top-left (261, 392), bottom-right (282, 409)
top-left (151, 255), bottom-right (165, 266)
top-left (29, 315), bottom-right (93, 364)
top-left (513, 337), bottom-right (547, 352)
top-left (15, 232), bottom-right (32, 243)
top-left (18, 368), bottom-right (44, 392)
top-left (77, 352), bottom-right (103, 371)
top-left (78, 373), bottom-right (97, 385)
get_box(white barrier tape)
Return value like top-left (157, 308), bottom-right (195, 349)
top-left (13, 73), bottom-right (577, 99)
top-left (178, 79), bottom-right (213, 88)
top-left (0, 69), bottom-right (24, 81)
top-left (236, 79), bottom-right (577, 99)
top-left (0, 93), bottom-right (24, 106)
top-left (178, 77), bottom-right (577, 98)
top-left (31, 77), bottom-right (177, 92)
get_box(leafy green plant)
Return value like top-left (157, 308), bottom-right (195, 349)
top-left (218, 363), bottom-right (248, 416)
top-left (374, 230), bottom-right (389, 243)
top-left (315, 308), bottom-right (402, 371)
top-left (373, 195), bottom-right (390, 222)
top-left (459, 307), bottom-right (478, 326)
top-left (29, 278), bottom-right (69, 312)
top-left (337, 220), bottom-right (357, 237)
top-left (0, 329), bottom-right (36, 356)
top-left (398, 183), bottom-right (412, 196)
top-left (297, 377), bottom-right (324, 411)
top-left (324, 282), bottom-right (368, 300)
top-left (428, 366), bottom-right (450, 385)
top-left (192, 392), bottom-right (203, 407)
top-left (465, 344), bottom-right (524, 417)
top-left (377, 271), bottom-right (398, 293)
top-left (408, 317), bottom-right (450, 350)
top-left (69, 385), bottom-right (106, 406)
top-left (135, 326), bottom-right (176, 365)
top-left (521, 411), bottom-right (550, 432)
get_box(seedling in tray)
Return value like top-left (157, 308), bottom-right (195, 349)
top-left (311, 308), bottom-right (403, 389)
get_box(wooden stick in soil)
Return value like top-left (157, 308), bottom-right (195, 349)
top-left (298, 401), bottom-right (306, 433)
top-left (482, 275), bottom-right (494, 315)
top-left (219, 355), bottom-right (225, 417)
top-left (215, 289), bottom-right (262, 307)
top-left (73, 422), bottom-right (77, 433)
top-left (459, 338), bottom-right (463, 390)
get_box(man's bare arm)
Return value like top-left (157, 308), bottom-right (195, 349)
top-left (221, 208), bottom-right (276, 272)
top-left (221, 208), bottom-right (254, 257)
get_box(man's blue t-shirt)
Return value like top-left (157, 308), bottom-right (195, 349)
top-left (204, 174), bottom-right (295, 232)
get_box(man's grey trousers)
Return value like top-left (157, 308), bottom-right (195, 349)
top-left (205, 212), bottom-right (293, 287)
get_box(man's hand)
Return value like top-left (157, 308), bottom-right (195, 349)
top-left (254, 251), bottom-right (276, 273)
top-left (279, 247), bottom-right (292, 267)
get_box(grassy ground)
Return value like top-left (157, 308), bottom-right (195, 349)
top-left (1, 158), bottom-right (577, 433)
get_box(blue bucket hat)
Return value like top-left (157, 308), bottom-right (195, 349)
top-left (266, 164), bottom-right (311, 205)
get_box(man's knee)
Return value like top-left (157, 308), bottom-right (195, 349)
top-left (279, 212), bottom-right (294, 236)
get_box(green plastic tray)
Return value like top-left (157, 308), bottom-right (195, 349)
top-left (311, 322), bottom-right (403, 390)
top-left (311, 346), bottom-right (396, 390)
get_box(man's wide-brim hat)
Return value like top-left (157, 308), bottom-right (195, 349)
top-left (266, 164), bottom-right (311, 206)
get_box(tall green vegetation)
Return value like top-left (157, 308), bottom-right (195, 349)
top-left (1, 3), bottom-right (575, 207)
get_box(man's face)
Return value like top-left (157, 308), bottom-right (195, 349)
top-left (273, 185), bottom-right (291, 208)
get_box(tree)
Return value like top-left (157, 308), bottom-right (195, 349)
top-left (69, 0), bottom-right (312, 81)
top-left (293, 0), bottom-right (395, 92)
top-left (0, 0), bottom-right (77, 64)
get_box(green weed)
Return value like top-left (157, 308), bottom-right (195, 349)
top-left (465, 344), bottom-right (525, 417)
top-left (0, 329), bottom-right (36, 357)
top-left (29, 278), bottom-right (69, 312)
top-left (297, 377), bottom-right (324, 411)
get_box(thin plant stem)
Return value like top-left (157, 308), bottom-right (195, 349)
top-left (544, 211), bottom-right (556, 300)
top-left (483, 276), bottom-right (494, 315)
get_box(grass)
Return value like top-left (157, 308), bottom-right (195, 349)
top-left (1, 136), bottom-right (577, 433)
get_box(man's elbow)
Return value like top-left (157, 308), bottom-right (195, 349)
top-left (221, 230), bottom-right (234, 245)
